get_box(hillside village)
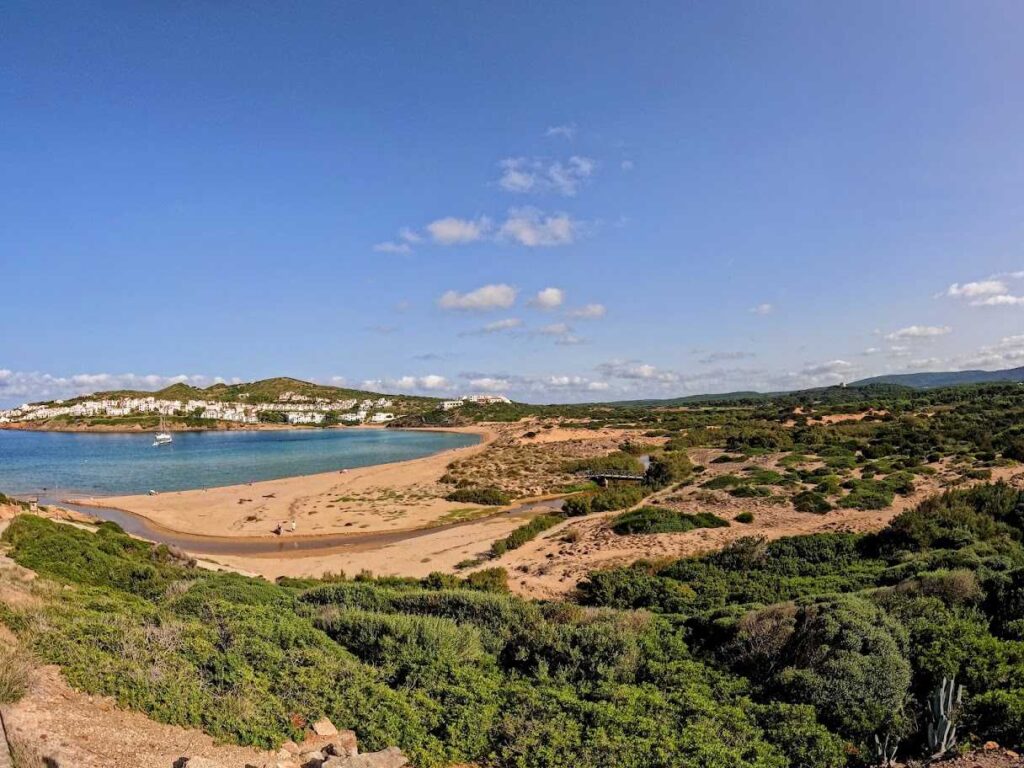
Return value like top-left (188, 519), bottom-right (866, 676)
top-left (0, 390), bottom-right (513, 427)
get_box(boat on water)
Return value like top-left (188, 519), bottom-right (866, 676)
top-left (153, 416), bottom-right (173, 447)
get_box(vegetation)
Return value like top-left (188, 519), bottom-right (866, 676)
top-left (610, 507), bottom-right (729, 535)
top-left (0, 644), bottom-right (34, 704)
top-left (6, 475), bottom-right (1024, 764)
top-left (490, 514), bottom-right (565, 556)
top-left (562, 485), bottom-right (646, 516)
top-left (445, 487), bottom-right (512, 506)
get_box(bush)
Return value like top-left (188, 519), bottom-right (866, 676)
top-left (610, 507), bottom-right (728, 535)
top-left (793, 490), bottom-right (832, 514)
top-left (715, 595), bottom-right (912, 744)
top-left (563, 452), bottom-right (644, 474)
top-left (491, 515), bottom-right (565, 557)
top-left (446, 487), bottom-right (512, 506)
top-left (735, 512), bottom-right (754, 524)
top-left (644, 451), bottom-right (693, 487)
top-left (562, 486), bottom-right (646, 517)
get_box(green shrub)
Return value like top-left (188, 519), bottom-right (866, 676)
top-left (562, 485), bottom-right (646, 517)
top-left (563, 452), bottom-right (644, 474)
top-left (491, 515), bottom-right (565, 557)
top-left (735, 512), bottom-right (754, 524)
top-left (445, 487), bottom-right (512, 505)
top-left (610, 507), bottom-right (728, 535)
top-left (644, 450), bottom-right (693, 487)
top-left (793, 490), bottom-right (832, 514)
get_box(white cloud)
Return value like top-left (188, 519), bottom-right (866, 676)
top-left (957, 334), bottom-right (1024, 368)
top-left (438, 284), bottom-right (517, 311)
top-left (373, 241), bottom-right (412, 254)
top-left (0, 371), bottom-right (240, 406)
top-left (529, 287), bottom-right (565, 309)
top-left (884, 325), bottom-right (952, 341)
top-left (546, 123), bottom-right (576, 140)
top-left (568, 303), bottom-right (606, 319)
top-left (905, 358), bottom-right (942, 370)
top-left (555, 334), bottom-right (584, 346)
top-left (698, 351), bottom-right (755, 365)
top-left (374, 227), bottom-right (423, 254)
top-left (945, 280), bottom-right (1006, 298)
top-left (596, 360), bottom-right (680, 384)
top-left (862, 347), bottom-right (880, 355)
top-left (480, 318), bottom-right (522, 333)
top-left (749, 303), bottom-right (774, 316)
top-left (467, 377), bottom-right (510, 392)
top-left (620, 160), bottom-right (634, 172)
top-left (540, 322), bottom-right (571, 336)
top-left (800, 359), bottom-right (853, 377)
top-left (498, 207), bottom-right (577, 247)
top-left (426, 216), bottom-right (490, 245)
top-left (943, 273), bottom-right (1024, 307)
top-left (360, 375), bottom-right (453, 394)
top-left (972, 294), bottom-right (1024, 307)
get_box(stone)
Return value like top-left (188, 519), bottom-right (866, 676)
top-left (322, 731), bottom-right (359, 757)
top-left (300, 750), bottom-right (326, 768)
top-left (312, 717), bottom-right (338, 737)
top-left (282, 740), bottom-right (302, 755)
top-left (984, 741), bottom-right (1000, 750)
top-left (321, 746), bottom-right (409, 768)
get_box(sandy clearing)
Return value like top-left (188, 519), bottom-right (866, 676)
top-left (70, 426), bottom-right (498, 539)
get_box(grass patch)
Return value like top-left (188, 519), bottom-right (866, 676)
top-left (0, 644), bottom-right (34, 704)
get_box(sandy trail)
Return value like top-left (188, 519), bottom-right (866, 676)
top-left (69, 426), bottom-right (496, 539)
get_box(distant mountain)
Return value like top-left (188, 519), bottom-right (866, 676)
top-left (850, 366), bottom-right (1024, 389)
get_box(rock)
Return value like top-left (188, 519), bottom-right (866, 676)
top-left (282, 740), bottom-right (302, 755)
top-left (300, 750), bottom-right (326, 768)
top-left (985, 741), bottom-right (1000, 750)
top-left (322, 746), bottom-right (408, 768)
top-left (322, 731), bottom-right (359, 757)
top-left (312, 717), bottom-right (338, 737)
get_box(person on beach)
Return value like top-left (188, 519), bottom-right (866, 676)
top-left (273, 521), bottom-right (283, 535)
top-left (290, 520), bottom-right (297, 532)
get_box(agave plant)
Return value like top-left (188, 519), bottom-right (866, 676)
top-left (926, 676), bottom-right (964, 759)
top-left (871, 732), bottom-right (898, 767)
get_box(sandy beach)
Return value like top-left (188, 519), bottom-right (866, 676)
top-left (70, 425), bottom-right (499, 539)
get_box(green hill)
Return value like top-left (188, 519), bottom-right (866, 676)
top-left (65, 377), bottom-right (443, 410)
top-left (850, 365), bottom-right (1024, 389)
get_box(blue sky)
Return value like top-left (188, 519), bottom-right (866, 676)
top-left (3, 1), bottom-right (1024, 405)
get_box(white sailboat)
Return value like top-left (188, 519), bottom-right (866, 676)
top-left (153, 415), bottom-right (173, 446)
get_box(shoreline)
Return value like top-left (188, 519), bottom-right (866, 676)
top-left (65, 424), bottom-right (500, 542)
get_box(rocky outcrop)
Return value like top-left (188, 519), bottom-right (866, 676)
top-left (175, 719), bottom-right (408, 768)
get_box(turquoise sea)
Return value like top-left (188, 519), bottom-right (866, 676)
top-left (0, 428), bottom-right (479, 498)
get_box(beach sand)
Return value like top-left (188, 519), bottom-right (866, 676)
top-left (70, 426), bottom-right (498, 539)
